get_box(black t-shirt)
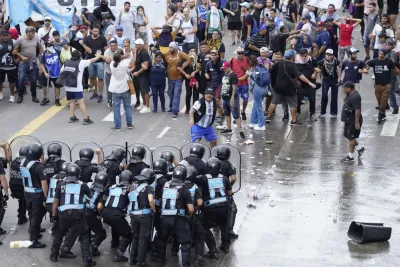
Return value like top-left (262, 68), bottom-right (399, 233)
top-left (98, 160), bottom-right (122, 186)
top-left (84, 35), bottom-right (107, 61)
top-left (367, 58), bottom-right (395, 85)
top-left (54, 182), bottom-right (91, 200)
top-left (75, 159), bottom-right (98, 183)
top-left (225, 0), bottom-right (241, 22)
top-left (253, 0), bottom-right (266, 20)
top-left (341, 91), bottom-right (362, 124)
top-left (220, 160), bottom-right (236, 180)
top-left (285, 2), bottom-right (297, 23)
top-left (221, 71), bottom-right (238, 100)
top-left (272, 60), bottom-right (302, 96)
top-left (134, 49), bottom-right (150, 78)
top-left (155, 176), bottom-right (168, 201)
top-left (128, 162), bottom-right (150, 177)
top-left (22, 161), bottom-right (46, 189)
top-left (242, 14), bottom-right (254, 39)
top-left (132, 183), bottom-right (154, 209)
top-left (296, 59), bottom-right (317, 88)
top-left (353, 0), bottom-right (364, 19)
top-left (317, 59), bottom-right (340, 80)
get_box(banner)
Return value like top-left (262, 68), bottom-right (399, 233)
top-left (7, 0), bottom-right (167, 37)
top-left (306, 0), bottom-right (343, 9)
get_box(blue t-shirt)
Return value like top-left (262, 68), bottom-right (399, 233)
top-left (150, 61), bottom-right (167, 86)
top-left (41, 52), bottom-right (61, 78)
top-left (198, 5), bottom-right (209, 30)
top-left (342, 59), bottom-right (366, 83)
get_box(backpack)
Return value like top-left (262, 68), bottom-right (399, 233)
top-left (246, 14), bottom-right (258, 36)
top-left (253, 64), bottom-right (271, 86)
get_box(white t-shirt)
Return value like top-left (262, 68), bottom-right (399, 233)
top-left (62, 60), bottom-right (91, 92)
top-left (105, 25), bottom-right (115, 41)
top-left (109, 59), bottom-right (130, 94)
top-left (182, 19), bottom-right (195, 43)
top-left (117, 11), bottom-right (136, 39)
top-left (301, 23), bottom-right (312, 35)
top-left (372, 24), bottom-right (395, 49)
top-left (38, 26), bottom-right (56, 48)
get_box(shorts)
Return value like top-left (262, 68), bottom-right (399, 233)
top-left (38, 75), bottom-right (62, 88)
top-left (66, 91), bottom-right (84, 100)
top-left (272, 92), bottom-right (297, 108)
top-left (190, 124), bottom-right (217, 142)
top-left (213, 86), bottom-right (222, 99)
top-left (222, 97), bottom-right (240, 119)
top-left (387, 6), bottom-right (399, 15)
top-left (227, 22), bottom-right (242, 31)
top-left (138, 31), bottom-right (148, 44)
top-left (343, 122), bottom-right (361, 140)
top-left (363, 32), bottom-right (371, 48)
top-left (0, 68), bottom-right (17, 83)
top-left (133, 76), bottom-right (150, 93)
top-left (88, 61), bottom-right (104, 79)
top-left (237, 85), bottom-right (249, 101)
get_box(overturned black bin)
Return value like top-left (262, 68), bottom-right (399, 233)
top-left (347, 221), bottom-right (392, 244)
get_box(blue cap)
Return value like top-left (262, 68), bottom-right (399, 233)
top-left (116, 25), bottom-right (123, 31)
top-left (258, 23), bottom-right (267, 31)
top-left (61, 39), bottom-right (69, 46)
top-left (284, 49), bottom-right (296, 59)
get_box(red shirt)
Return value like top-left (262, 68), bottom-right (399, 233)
top-left (339, 23), bottom-right (354, 47)
top-left (231, 57), bottom-right (248, 86)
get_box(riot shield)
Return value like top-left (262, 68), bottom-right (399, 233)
top-left (71, 141), bottom-right (103, 164)
top-left (211, 145), bottom-right (241, 193)
top-left (0, 137), bottom-right (11, 162)
top-left (102, 144), bottom-right (131, 162)
top-left (127, 143), bottom-right (153, 168)
top-left (10, 135), bottom-right (42, 158)
top-left (43, 141), bottom-right (72, 162)
top-left (152, 146), bottom-right (183, 167)
top-left (180, 143), bottom-right (211, 162)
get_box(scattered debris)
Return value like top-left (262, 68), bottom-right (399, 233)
top-left (277, 181), bottom-right (284, 184)
top-left (272, 164), bottom-right (276, 168)
top-left (289, 141), bottom-right (293, 143)
top-left (250, 156), bottom-right (255, 159)
top-left (243, 140), bottom-right (255, 145)
top-left (241, 152), bottom-right (246, 155)
top-left (265, 141), bottom-right (274, 144)
top-left (286, 158), bottom-right (291, 160)
top-left (258, 162), bottom-right (262, 165)
top-left (247, 202), bottom-right (257, 208)
top-left (259, 152), bottom-right (263, 155)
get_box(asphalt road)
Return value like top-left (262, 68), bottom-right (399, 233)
top-left (0, 14), bottom-right (400, 267)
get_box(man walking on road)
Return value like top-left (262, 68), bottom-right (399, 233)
top-left (340, 81), bottom-right (366, 162)
top-left (0, 30), bottom-right (17, 103)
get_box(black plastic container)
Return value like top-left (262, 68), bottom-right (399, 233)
top-left (347, 221), bottom-right (392, 244)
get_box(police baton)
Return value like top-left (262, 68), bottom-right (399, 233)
top-left (125, 142), bottom-right (128, 166)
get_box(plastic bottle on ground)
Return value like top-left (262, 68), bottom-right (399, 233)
top-left (10, 240), bottom-right (32, 248)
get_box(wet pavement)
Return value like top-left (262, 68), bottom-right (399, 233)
top-left (1, 16), bottom-right (400, 267)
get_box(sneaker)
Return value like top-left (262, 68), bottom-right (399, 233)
top-left (139, 106), bottom-right (151, 113)
top-left (372, 75), bottom-right (375, 80)
top-left (137, 104), bottom-right (145, 111)
top-left (55, 99), bottom-right (61, 106)
top-left (221, 129), bottom-right (233, 134)
top-left (0, 91), bottom-right (3, 100)
top-left (127, 124), bottom-right (134, 129)
top-left (90, 93), bottom-right (98, 100)
top-left (265, 117), bottom-right (273, 123)
top-left (108, 102), bottom-right (112, 109)
top-left (331, 115), bottom-right (337, 119)
top-left (282, 114), bottom-right (289, 121)
top-left (318, 113), bottom-right (326, 118)
top-left (9, 95), bottom-right (15, 103)
top-left (248, 124), bottom-right (255, 129)
top-left (341, 155), bottom-right (355, 162)
top-left (83, 117), bottom-right (94, 125)
top-left (16, 96), bottom-right (23, 103)
top-left (254, 125), bottom-right (266, 131)
top-left (310, 114), bottom-right (317, 121)
top-left (241, 112), bottom-right (247, 121)
top-left (69, 116), bottom-right (79, 123)
top-left (239, 131), bottom-right (246, 139)
top-left (166, 109), bottom-right (172, 113)
top-left (290, 120), bottom-right (303, 126)
top-left (110, 126), bottom-right (122, 131)
top-left (230, 41), bottom-right (236, 46)
top-left (134, 102), bottom-right (141, 109)
top-left (393, 108), bottom-right (399, 114)
top-left (172, 114), bottom-right (178, 119)
top-left (97, 95), bottom-right (103, 103)
top-left (357, 147), bottom-right (366, 159)
top-left (40, 98), bottom-right (50, 106)
top-left (185, 110), bottom-right (189, 115)
top-left (32, 97), bottom-right (40, 103)
top-left (216, 125), bottom-right (226, 130)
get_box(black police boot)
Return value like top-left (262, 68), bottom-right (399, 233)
top-left (50, 252), bottom-right (58, 262)
top-left (91, 245), bottom-right (101, 257)
top-left (113, 251), bottom-right (129, 262)
top-left (219, 244), bottom-right (230, 254)
top-left (229, 230), bottom-right (239, 239)
top-left (111, 239), bottom-right (120, 248)
top-left (83, 257), bottom-right (97, 267)
top-left (193, 256), bottom-right (207, 267)
top-left (17, 217), bottom-right (29, 225)
top-left (59, 250), bottom-right (76, 259)
top-left (0, 227), bottom-right (6, 235)
top-left (28, 240), bottom-right (46, 249)
top-left (205, 249), bottom-right (219, 259)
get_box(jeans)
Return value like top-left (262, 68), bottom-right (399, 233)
top-left (167, 78), bottom-right (183, 115)
top-left (113, 91), bottom-right (133, 128)
top-left (17, 62), bottom-right (38, 97)
top-left (185, 79), bottom-right (199, 112)
top-left (151, 84), bottom-right (166, 111)
top-left (321, 79), bottom-right (338, 115)
top-left (251, 85), bottom-right (268, 127)
top-left (390, 79), bottom-right (399, 109)
top-left (105, 72), bottom-right (112, 105)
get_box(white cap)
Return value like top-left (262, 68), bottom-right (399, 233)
top-left (326, 49), bottom-right (334, 54)
top-left (349, 47), bottom-right (359, 54)
top-left (169, 42), bottom-right (178, 49)
top-left (135, 38), bottom-right (144, 45)
top-left (44, 16), bottom-right (52, 21)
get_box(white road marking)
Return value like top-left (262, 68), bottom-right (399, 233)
top-left (157, 127), bottom-right (170, 138)
top-left (380, 114), bottom-right (400, 136)
top-left (102, 94), bottom-right (139, 122)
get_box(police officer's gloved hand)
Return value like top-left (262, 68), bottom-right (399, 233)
top-left (50, 215), bottom-right (59, 223)
top-left (3, 194), bottom-right (8, 202)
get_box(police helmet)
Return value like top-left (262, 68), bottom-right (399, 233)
top-left (19, 145), bottom-right (29, 158)
top-left (216, 145), bottom-right (231, 160)
top-left (79, 148), bottom-right (95, 161)
top-left (136, 168), bottom-right (156, 184)
top-left (130, 145), bottom-right (146, 163)
top-left (153, 158), bottom-right (168, 175)
top-left (111, 148), bottom-right (126, 163)
top-left (65, 163), bottom-right (81, 183)
top-left (47, 143), bottom-right (62, 158)
top-left (186, 165), bottom-right (198, 182)
top-left (27, 143), bottom-right (43, 161)
top-left (189, 144), bottom-right (205, 159)
top-left (171, 165), bottom-right (187, 185)
top-left (60, 161), bottom-right (72, 173)
top-left (120, 170), bottom-right (133, 186)
top-left (91, 172), bottom-right (109, 192)
top-left (160, 151), bottom-right (174, 164)
top-left (178, 159), bottom-right (190, 170)
top-left (206, 157), bottom-right (221, 176)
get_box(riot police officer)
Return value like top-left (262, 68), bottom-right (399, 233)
top-left (75, 148), bottom-right (102, 183)
top-left (216, 145), bottom-right (238, 239)
top-left (46, 161), bottom-right (71, 218)
top-left (156, 165), bottom-right (194, 267)
top-left (20, 143), bottom-right (48, 248)
top-left (128, 145), bottom-right (150, 176)
top-left (44, 143), bottom-right (65, 181)
top-left (9, 146), bottom-right (28, 225)
top-left (98, 148), bottom-right (125, 186)
top-left (102, 170), bottom-right (133, 262)
top-left (184, 144), bottom-right (207, 175)
top-left (50, 164), bottom-right (96, 267)
top-left (202, 157), bottom-right (232, 258)
top-left (129, 168), bottom-right (156, 266)
top-left (0, 143), bottom-right (10, 235)
top-left (160, 150), bottom-right (176, 180)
